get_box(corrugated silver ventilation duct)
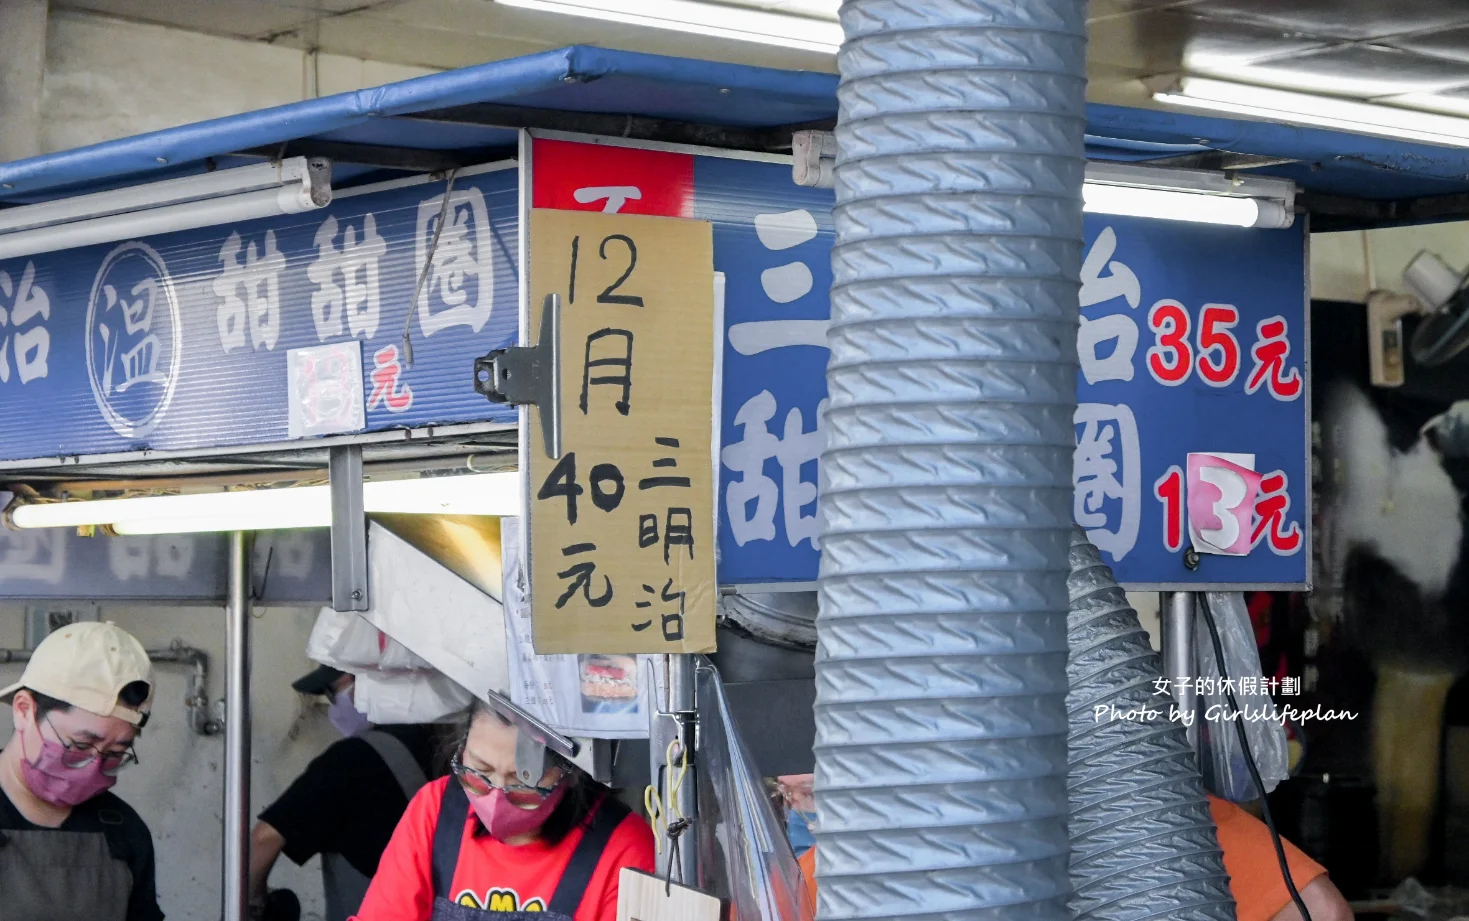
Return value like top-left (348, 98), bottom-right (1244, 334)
top-left (1066, 534), bottom-right (1235, 921)
top-left (813, 0), bottom-right (1087, 918)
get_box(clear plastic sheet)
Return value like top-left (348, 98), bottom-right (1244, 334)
top-left (1197, 592), bottom-right (1290, 802)
top-left (694, 662), bottom-right (814, 921)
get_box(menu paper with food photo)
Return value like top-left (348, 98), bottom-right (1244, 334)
top-left (501, 518), bottom-right (655, 738)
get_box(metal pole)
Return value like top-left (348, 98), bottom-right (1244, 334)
top-left (1162, 591), bottom-right (1198, 751)
top-left (667, 653), bottom-right (698, 885)
top-left (223, 532), bottom-right (252, 921)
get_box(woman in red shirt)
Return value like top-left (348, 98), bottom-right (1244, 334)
top-left (353, 700), bottom-right (655, 921)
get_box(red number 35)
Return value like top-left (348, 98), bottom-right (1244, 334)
top-left (1146, 301), bottom-right (1241, 387)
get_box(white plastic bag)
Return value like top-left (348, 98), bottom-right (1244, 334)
top-left (353, 669), bottom-right (470, 724)
top-left (305, 607), bottom-right (434, 672)
top-left (1196, 592), bottom-right (1290, 802)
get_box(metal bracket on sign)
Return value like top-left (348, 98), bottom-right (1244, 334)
top-left (474, 292), bottom-right (562, 460)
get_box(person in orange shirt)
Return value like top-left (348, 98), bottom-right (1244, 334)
top-left (792, 788), bottom-right (1351, 921)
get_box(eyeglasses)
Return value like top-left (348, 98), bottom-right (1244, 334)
top-left (450, 745), bottom-right (561, 805)
top-left (44, 716), bottom-right (139, 777)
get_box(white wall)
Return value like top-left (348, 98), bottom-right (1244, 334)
top-left (0, 604), bottom-right (342, 921)
top-left (1314, 224), bottom-right (1469, 304)
top-left (0, 0), bottom-right (48, 161)
top-left (39, 10), bottom-right (438, 154)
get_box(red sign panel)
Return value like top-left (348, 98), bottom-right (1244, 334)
top-left (531, 138), bottom-right (694, 218)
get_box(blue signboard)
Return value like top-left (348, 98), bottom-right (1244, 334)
top-left (0, 166), bottom-right (519, 463)
top-left (696, 158), bottom-right (834, 586)
top-left (1071, 216), bottom-right (1308, 587)
top-left (698, 161), bottom-right (1307, 588)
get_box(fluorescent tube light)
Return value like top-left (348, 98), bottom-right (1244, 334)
top-left (1082, 161), bottom-right (1295, 229)
top-left (495, 0), bottom-right (842, 54)
top-left (1154, 76), bottom-right (1469, 149)
top-left (792, 130), bottom-right (1295, 227)
top-left (1083, 184), bottom-right (1265, 227)
top-left (0, 157), bottom-right (332, 261)
top-left (9, 472), bottom-right (521, 534)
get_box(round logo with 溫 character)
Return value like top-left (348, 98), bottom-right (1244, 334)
top-left (85, 241), bottom-right (182, 439)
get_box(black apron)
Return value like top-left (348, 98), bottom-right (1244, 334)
top-left (428, 782), bottom-right (628, 921)
top-left (0, 812), bottom-right (136, 921)
top-left (321, 731), bottom-right (430, 921)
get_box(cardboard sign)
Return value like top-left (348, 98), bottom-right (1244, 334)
top-left (616, 869), bottom-right (723, 921)
top-left (527, 208), bottom-right (718, 654)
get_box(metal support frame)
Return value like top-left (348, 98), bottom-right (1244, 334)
top-left (667, 654), bottom-right (698, 885)
top-left (236, 140), bottom-right (510, 173)
top-left (1162, 591), bottom-right (1199, 752)
top-left (400, 103), bottom-right (833, 154)
top-left (329, 444), bottom-right (369, 612)
top-left (475, 292), bottom-right (563, 460)
top-left (223, 531), bottom-right (252, 921)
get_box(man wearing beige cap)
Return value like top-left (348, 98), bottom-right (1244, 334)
top-left (0, 621), bottom-right (163, 921)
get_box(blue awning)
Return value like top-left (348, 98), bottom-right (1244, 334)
top-left (1, 44), bottom-right (1465, 224)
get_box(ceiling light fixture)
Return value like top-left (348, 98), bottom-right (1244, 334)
top-left (0, 157), bottom-right (333, 261)
top-left (1083, 183), bottom-right (1269, 228)
top-left (792, 130), bottom-right (1295, 227)
top-left (7, 471), bottom-right (521, 534)
top-left (1153, 76), bottom-right (1469, 149)
top-left (1083, 161), bottom-right (1295, 228)
top-left (494, 0), bottom-right (842, 54)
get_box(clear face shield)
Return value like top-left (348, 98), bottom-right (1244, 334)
top-left (453, 690), bottom-right (581, 807)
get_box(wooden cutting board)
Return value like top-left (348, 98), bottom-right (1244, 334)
top-left (617, 868), bottom-right (723, 921)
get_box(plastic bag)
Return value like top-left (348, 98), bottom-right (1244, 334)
top-left (352, 668), bottom-right (470, 724)
top-left (305, 607), bottom-right (435, 672)
top-left (1196, 592), bottom-right (1290, 802)
top-left (694, 662), bottom-right (813, 921)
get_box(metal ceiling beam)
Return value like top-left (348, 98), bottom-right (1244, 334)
top-left (1142, 151), bottom-right (1301, 171)
top-left (1302, 189), bottom-right (1469, 231)
top-left (234, 140), bottom-right (511, 173)
top-left (398, 103), bottom-right (836, 153)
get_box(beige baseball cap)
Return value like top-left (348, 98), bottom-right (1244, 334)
top-left (0, 622), bottom-right (154, 726)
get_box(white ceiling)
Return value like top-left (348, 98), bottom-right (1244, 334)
top-left (50, 0), bottom-right (840, 74)
top-left (48, 0), bottom-right (1469, 113)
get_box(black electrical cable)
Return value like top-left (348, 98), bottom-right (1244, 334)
top-left (1198, 592), bottom-right (1313, 921)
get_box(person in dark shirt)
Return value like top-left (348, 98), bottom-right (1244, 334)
top-left (249, 665), bottom-right (439, 921)
top-left (0, 622), bottom-right (163, 921)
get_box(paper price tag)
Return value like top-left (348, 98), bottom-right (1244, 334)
top-left (1186, 452), bottom-right (1261, 556)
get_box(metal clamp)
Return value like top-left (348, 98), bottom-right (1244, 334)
top-left (474, 293), bottom-right (562, 460)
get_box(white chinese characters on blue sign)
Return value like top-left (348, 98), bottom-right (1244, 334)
top-left (86, 242), bottom-right (182, 439)
top-left (703, 157), bottom-right (834, 584)
top-left (308, 214), bottom-right (387, 341)
top-left (705, 152), bottom-right (1307, 587)
top-left (0, 169), bottom-right (518, 463)
top-left (1070, 215), bottom-right (1307, 585)
top-left (0, 261), bottom-right (51, 386)
top-left (414, 187), bottom-right (495, 337)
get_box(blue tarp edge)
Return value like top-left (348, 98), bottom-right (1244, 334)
top-left (0, 47), bottom-right (577, 195)
top-left (0, 45), bottom-right (842, 199)
top-left (4, 44), bottom-right (1469, 204)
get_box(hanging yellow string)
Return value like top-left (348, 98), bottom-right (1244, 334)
top-left (642, 738), bottom-right (690, 855)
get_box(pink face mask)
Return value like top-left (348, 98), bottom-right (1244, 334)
top-left (468, 782), bottom-right (568, 842)
top-left (19, 728), bottom-right (118, 807)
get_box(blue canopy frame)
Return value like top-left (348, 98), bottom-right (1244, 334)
top-left (0, 44), bottom-right (1465, 230)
